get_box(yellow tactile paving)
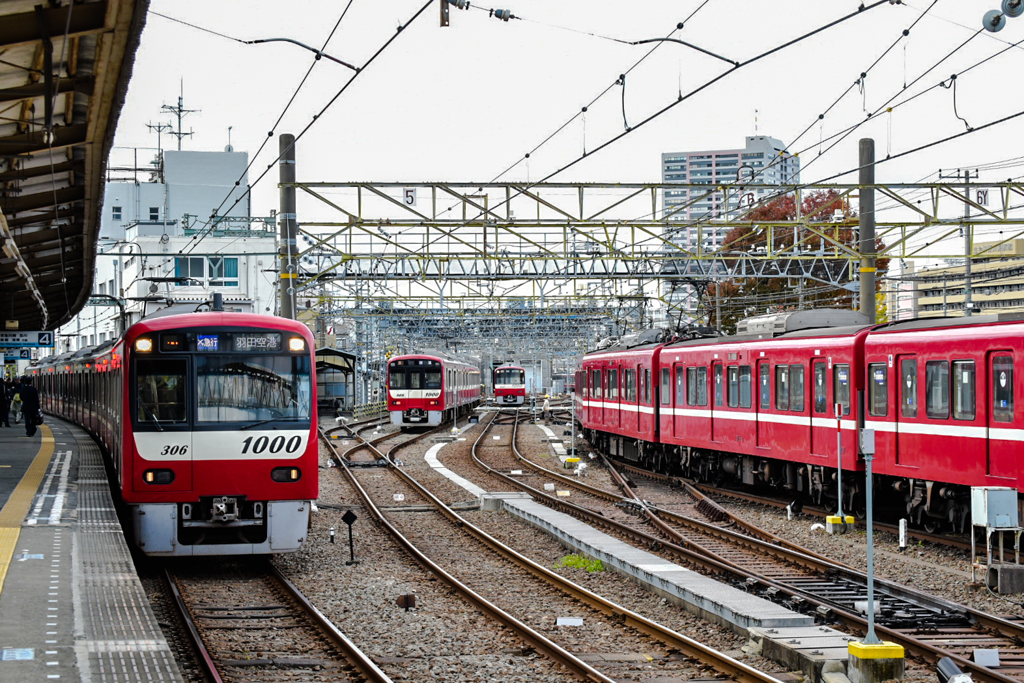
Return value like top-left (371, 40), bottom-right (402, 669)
top-left (0, 425), bottom-right (55, 594)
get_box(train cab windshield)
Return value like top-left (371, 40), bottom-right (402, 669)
top-left (495, 368), bottom-right (525, 385)
top-left (389, 359), bottom-right (442, 389)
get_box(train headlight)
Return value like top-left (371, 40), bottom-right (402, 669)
top-left (143, 469), bottom-right (175, 485)
top-left (135, 338), bottom-right (153, 353)
top-left (271, 467), bottom-right (302, 482)
top-left (288, 337), bottom-right (306, 352)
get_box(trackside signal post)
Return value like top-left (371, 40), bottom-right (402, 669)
top-left (848, 427), bottom-right (905, 683)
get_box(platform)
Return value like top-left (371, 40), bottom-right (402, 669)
top-left (0, 417), bottom-right (183, 682)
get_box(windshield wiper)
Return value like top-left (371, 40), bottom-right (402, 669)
top-left (239, 416), bottom-right (307, 431)
top-left (139, 402), bottom-right (164, 432)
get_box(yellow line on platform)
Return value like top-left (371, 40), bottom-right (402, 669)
top-left (0, 425), bottom-right (54, 595)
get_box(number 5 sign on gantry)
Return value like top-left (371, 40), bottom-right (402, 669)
top-left (403, 188), bottom-right (417, 206)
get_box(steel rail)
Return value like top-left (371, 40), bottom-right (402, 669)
top-left (475, 418), bottom-right (1024, 683)
top-left (164, 568), bottom-right (224, 683)
top-left (317, 423), bottom-right (619, 683)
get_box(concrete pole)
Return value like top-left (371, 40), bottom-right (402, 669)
top-left (279, 134), bottom-right (298, 319)
top-left (963, 170), bottom-right (973, 317)
top-left (858, 139), bottom-right (877, 323)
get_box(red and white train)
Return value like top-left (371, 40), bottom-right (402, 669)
top-left (493, 364), bottom-right (527, 406)
top-left (388, 353), bottom-right (482, 426)
top-left (575, 311), bottom-right (1024, 531)
top-left (33, 311), bottom-right (318, 556)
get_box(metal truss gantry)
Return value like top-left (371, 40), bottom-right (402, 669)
top-left (289, 180), bottom-right (1024, 356)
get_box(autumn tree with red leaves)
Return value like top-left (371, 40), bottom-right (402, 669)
top-left (704, 190), bottom-right (888, 333)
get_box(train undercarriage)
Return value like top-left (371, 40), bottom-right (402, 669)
top-left (585, 428), bottom-right (973, 533)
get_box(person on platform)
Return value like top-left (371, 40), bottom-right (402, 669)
top-left (0, 380), bottom-right (9, 427)
top-left (542, 395), bottom-right (551, 421)
top-left (9, 377), bottom-right (23, 425)
top-left (19, 376), bottom-right (40, 438)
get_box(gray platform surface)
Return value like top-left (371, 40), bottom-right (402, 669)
top-left (0, 418), bottom-right (183, 682)
top-left (500, 494), bottom-right (815, 633)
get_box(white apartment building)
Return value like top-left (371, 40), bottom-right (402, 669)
top-left (58, 148), bottom-right (279, 353)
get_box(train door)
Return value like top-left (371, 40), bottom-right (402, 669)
top-left (895, 355), bottom-right (920, 467)
top-left (757, 360), bottom-right (770, 449)
top-left (710, 361), bottom-right (723, 442)
top-left (591, 367), bottom-right (603, 426)
top-left (810, 359), bottom-right (829, 457)
top-left (987, 352), bottom-right (1017, 479)
top-left (607, 366), bottom-right (620, 430)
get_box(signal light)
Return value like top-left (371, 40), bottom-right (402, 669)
top-left (271, 467), bottom-right (302, 482)
top-left (289, 337), bottom-right (306, 352)
top-left (143, 469), bottom-right (175, 485)
top-left (135, 338), bottom-right (153, 352)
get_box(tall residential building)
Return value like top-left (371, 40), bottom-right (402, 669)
top-left (661, 135), bottom-right (801, 250)
top-left (913, 240), bottom-right (1024, 318)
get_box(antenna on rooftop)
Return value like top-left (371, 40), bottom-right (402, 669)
top-left (162, 80), bottom-right (199, 150)
top-left (226, 126), bottom-right (234, 153)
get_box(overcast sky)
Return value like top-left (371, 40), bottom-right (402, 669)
top-left (110, 0), bottom-right (1024, 255)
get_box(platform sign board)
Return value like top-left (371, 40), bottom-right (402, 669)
top-left (4, 349), bottom-right (32, 362)
top-left (0, 331), bottom-right (54, 348)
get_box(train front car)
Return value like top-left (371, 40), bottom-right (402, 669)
top-left (494, 365), bottom-right (526, 406)
top-left (388, 355), bottom-right (445, 426)
top-left (125, 313), bottom-right (317, 556)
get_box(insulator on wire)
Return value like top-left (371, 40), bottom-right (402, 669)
top-left (492, 9), bottom-right (513, 21)
top-left (451, 0), bottom-right (470, 9)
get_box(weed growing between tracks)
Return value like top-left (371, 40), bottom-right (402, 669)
top-left (554, 554), bottom-right (604, 573)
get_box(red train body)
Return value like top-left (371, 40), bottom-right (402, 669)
top-left (388, 353), bottom-right (481, 426)
top-left (576, 313), bottom-right (1024, 530)
top-left (494, 365), bottom-right (526, 406)
top-left (33, 312), bottom-right (318, 556)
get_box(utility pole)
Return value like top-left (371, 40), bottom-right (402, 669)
top-left (858, 139), bottom-right (877, 323)
top-left (939, 168), bottom-right (979, 315)
top-left (279, 134), bottom-right (298, 320)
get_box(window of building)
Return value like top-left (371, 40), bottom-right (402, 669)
top-left (926, 360), bottom-right (949, 419)
top-left (173, 256), bottom-right (240, 287)
top-left (108, 279), bottom-right (115, 296)
top-left (112, 206), bottom-right (122, 220)
top-left (790, 365), bottom-right (804, 411)
top-left (149, 207), bottom-right (160, 221)
top-left (98, 282), bottom-right (106, 295)
top-left (834, 364), bottom-right (851, 415)
top-left (208, 256), bottom-right (239, 286)
top-left (952, 360), bottom-right (975, 420)
top-left (775, 365), bottom-right (789, 411)
top-left (739, 366), bottom-right (752, 408)
top-left (868, 363), bottom-right (887, 417)
top-left (760, 364), bottom-right (770, 409)
top-left (813, 362), bottom-right (827, 413)
top-left (901, 359), bottom-right (918, 418)
top-left (993, 356), bottom-right (1014, 423)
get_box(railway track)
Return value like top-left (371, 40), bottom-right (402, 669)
top-left (165, 559), bottom-right (390, 683)
top-left (323, 412), bottom-right (785, 683)
top-left (463, 414), bottom-right (1024, 683)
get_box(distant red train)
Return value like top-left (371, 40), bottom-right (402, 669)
top-left (34, 312), bottom-right (318, 556)
top-left (575, 311), bottom-right (1024, 531)
top-left (494, 364), bottom-right (526, 406)
top-left (388, 353), bottom-right (481, 426)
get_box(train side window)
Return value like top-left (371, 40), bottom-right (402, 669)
top-left (136, 358), bottom-right (187, 424)
top-left (660, 368), bottom-right (670, 405)
top-left (868, 363), bottom-right (887, 417)
top-left (676, 367), bottom-right (685, 406)
top-left (593, 370), bottom-right (601, 399)
top-left (901, 359), bottom-right (918, 418)
top-left (952, 360), bottom-right (975, 421)
top-left (625, 368), bottom-right (636, 402)
top-left (759, 364), bottom-right (770, 410)
top-left (714, 365), bottom-right (723, 406)
top-left (833, 364), bottom-right (851, 416)
top-left (813, 362), bottom-right (827, 414)
top-left (993, 356), bottom-right (1014, 423)
top-left (925, 360), bottom-right (950, 419)
top-left (790, 365), bottom-right (804, 412)
top-left (686, 367), bottom-right (697, 406)
top-left (644, 368), bottom-right (651, 404)
top-left (609, 369), bottom-right (618, 401)
top-left (775, 365), bottom-right (789, 411)
top-left (739, 366), bottom-right (752, 408)
top-left (727, 366), bottom-right (739, 407)
top-left (697, 367), bottom-right (707, 406)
